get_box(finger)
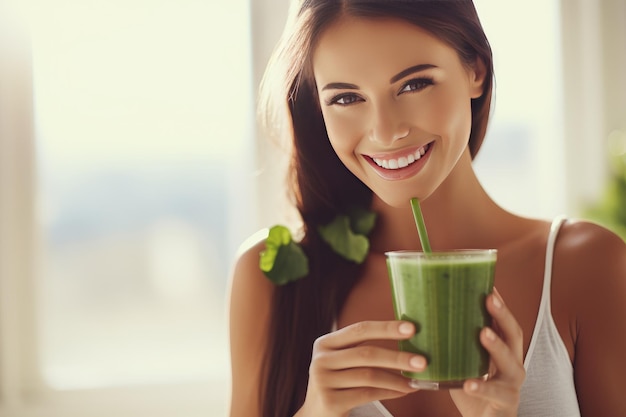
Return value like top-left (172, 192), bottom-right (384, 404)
top-left (315, 344), bottom-right (427, 372)
top-left (323, 367), bottom-right (419, 393)
top-left (480, 326), bottom-right (525, 386)
top-left (316, 321), bottom-right (415, 350)
top-left (488, 288), bottom-right (524, 360)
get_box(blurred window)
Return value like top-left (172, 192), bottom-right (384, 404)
top-left (473, 0), bottom-right (566, 218)
top-left (27, 0), bottom-right (254, 413)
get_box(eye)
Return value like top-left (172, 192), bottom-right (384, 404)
top-left (326, 93), bottom-right (363, 106)
top-left (399, 77), bottom-right (434, 94)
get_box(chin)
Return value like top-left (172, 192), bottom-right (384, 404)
top-left (361, 169), bottom-right (444, 211)
top-left (373, 189), bottom-right (426, 210)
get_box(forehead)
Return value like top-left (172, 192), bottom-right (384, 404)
top-left (312, 16), bottom-right (459, 83)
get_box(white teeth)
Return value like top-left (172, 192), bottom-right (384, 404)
top-left (372, 144), bottom-right (429, 170)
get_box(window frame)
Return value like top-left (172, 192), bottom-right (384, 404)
top-left (560, 0), bottom-right (626, 213)
top-left (0, 0), bottom-right (42, 410)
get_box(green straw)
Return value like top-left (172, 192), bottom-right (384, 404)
top-left (410, 198), bottom-right (432, 253)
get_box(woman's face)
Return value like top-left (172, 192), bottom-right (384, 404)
top-left (312, 16), bottom-right (484, 208)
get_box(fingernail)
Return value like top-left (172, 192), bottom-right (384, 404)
top-left (467, 381), bottom-right (479, 392)
top-left (399, 322), bottom-right (413, 335)
top-left (410, 356), bottom-right (426, 369)
top-left (492, 293), bottom-right (502, 309)
top-left (493, 287), bottom-right (503, 308)
top-left (484, 327), bottom-right (496, 342)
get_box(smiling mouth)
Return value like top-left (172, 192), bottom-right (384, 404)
top-left (370, 143), bottom-right (432, 170)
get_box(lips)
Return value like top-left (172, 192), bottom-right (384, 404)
top-left (371, 143), bottom-right (431, 169)
top-left (364, 142), bottom-right (433, 180)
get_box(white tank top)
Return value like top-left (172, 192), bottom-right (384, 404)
top-left (349, 216), bottom-right (581, 416)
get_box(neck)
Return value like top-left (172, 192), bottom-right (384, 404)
top-left (369, 150), bottom-right (510, 252)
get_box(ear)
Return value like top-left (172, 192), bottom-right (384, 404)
top-left (468, 58), bottom-right (487, 99)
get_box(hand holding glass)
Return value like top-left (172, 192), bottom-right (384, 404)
top-left (386, 250), bottom-right (496, 390)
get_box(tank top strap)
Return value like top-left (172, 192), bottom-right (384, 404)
top-left (523, 215), bottom-right (567, 369)
top-left (542, 216), bottom-right (567, 312)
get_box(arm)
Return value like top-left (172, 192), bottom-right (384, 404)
top-left (228, 236), bottom-right (525, 417)
top-left (560, 222), bottom-right (626, 416)
top-left (227, 235), bottom-right (420, 417)
top-left (228, 238), bottom-right (274, 417)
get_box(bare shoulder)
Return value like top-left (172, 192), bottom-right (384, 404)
top-left (230, 228), bottom-right (275, 296)
top-left (228, 229), bottom-right (275, 417)
top-left (553, 218), bottom-right (626, 302)
top-left (228, 228), bottom-right (275, 335)
top-left (554, 223), bottom-right (626, 414)
top-left (553, 217), bottom-right (626, 332)
top-left (555, 218), bottom-right (626, 278)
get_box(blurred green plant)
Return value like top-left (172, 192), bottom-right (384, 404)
top-left (584, 130), bottom-right (626, 241)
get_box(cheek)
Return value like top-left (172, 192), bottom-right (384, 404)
top-left (321, 110), bottom-right (364, 157)
top-left (423, 87), bottom-right (472, 145)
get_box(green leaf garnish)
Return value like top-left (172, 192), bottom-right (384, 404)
top-left (317, 215), bottom-right (370, 263)
top-left (348, 206), bottom-right (377, 236)
top-left (259, 225), bottom-right (309, 285)
top-left (260, 208), bottom-right (376, 284)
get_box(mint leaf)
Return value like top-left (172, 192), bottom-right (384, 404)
top-left (260, 225), bottom-right (309, 285)
top-left (317, 215), bottom-right (369, 263)
top-left (348, 206), bottom-right (377, 236)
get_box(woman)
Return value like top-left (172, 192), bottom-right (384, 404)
top-left (228, 1), bottom-right (626, 416)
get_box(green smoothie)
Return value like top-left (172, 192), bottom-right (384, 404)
top-left (386, 250), bottom-right (496, 389)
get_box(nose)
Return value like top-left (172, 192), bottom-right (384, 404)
top-left (368, 101), bottom-right (410, 145)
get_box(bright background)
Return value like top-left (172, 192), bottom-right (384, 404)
top-left (0, 0), bottom-right (624, 416)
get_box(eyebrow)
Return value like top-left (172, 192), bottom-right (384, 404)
top-left (321, 64), bottom-right (437, 91)
top-left (389, 64), bottom-right (437, 84)
top-left (321, 82), bottom-right (359, 91)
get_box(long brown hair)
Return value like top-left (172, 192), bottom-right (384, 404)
top-left (257, 1), bottom-right (494, 415)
